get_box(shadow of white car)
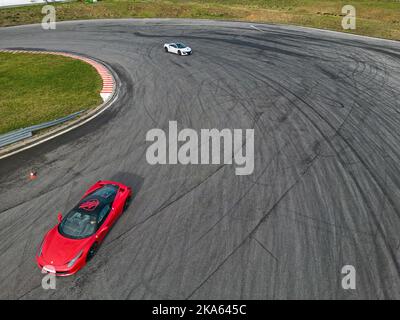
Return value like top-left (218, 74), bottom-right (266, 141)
top-left (164, 42), bottom-right (192, 56)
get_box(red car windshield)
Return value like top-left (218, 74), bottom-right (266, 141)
top-left (58, 185), bottom-right (118, 239)
top-left (59, 210), bottom-right (98, 239)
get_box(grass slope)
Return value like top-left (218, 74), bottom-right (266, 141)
top-left (0, 52), bottom-right (102, 134)
top-left (0, 0), bottom-right (399, 40)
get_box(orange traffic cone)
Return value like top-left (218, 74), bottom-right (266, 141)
top-left (29, 171), bottom-right (37, 180)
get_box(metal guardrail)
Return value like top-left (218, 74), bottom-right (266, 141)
top-left (0, 130), bottom-right (32, 148)
top-left (0, 110), bottom-right (83, 148)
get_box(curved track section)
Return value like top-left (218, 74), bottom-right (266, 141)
top-left (1, 19), bottom-right (400, 299)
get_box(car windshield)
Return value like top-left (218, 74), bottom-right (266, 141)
top-left (59, 209), bottom-right (99, 239)
top-left (176, 43), bottom-right (186, 48)
top-left (58, 184), bottom-right (118, 239)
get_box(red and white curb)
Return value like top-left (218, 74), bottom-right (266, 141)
top-left (0, 49), bottom-right (115, 102)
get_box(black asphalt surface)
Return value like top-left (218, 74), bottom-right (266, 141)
top-left (1, 19), bottom-right (400, 299)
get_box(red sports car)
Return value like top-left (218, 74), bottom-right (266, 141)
top-left (36, 180), bottom-right (132, 276)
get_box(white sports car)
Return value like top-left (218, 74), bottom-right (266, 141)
top-left (164, 42), bottom-right (192, 55)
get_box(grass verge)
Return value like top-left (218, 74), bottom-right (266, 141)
top-left (0, 52), bottom-right (103, 134)
top-left (0, 0), bottom-right (399, 40)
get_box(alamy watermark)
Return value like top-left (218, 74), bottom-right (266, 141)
top-left (41, 265), bottom-right (56, 290)
top-left (341, 5), bottom-right (356, 30)
top-left (42, 5), bottom-right (56, 30)
top-left (341, 265), bottom-right (356, 290)
top-left (146, 121), bottom-right (255, 175)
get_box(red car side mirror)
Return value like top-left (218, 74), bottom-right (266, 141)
top-left (57, 213), bottom-right (63, 223)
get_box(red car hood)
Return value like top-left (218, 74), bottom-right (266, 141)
top-left (41, 226), bottom-right (91, 266)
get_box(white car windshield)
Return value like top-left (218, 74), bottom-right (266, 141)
top-left (176, 43), bottom-right (186, 48)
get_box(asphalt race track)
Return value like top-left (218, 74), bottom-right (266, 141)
top-left (1, 19), bottom-right (400, 299)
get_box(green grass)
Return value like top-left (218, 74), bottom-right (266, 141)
top-left (0, 52), bottom-right (102, 134)
top-left (0, 0), bottom-right (399, 40)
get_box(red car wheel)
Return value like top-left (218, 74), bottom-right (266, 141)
top-left (86, 242), bottom-right (98, 262)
